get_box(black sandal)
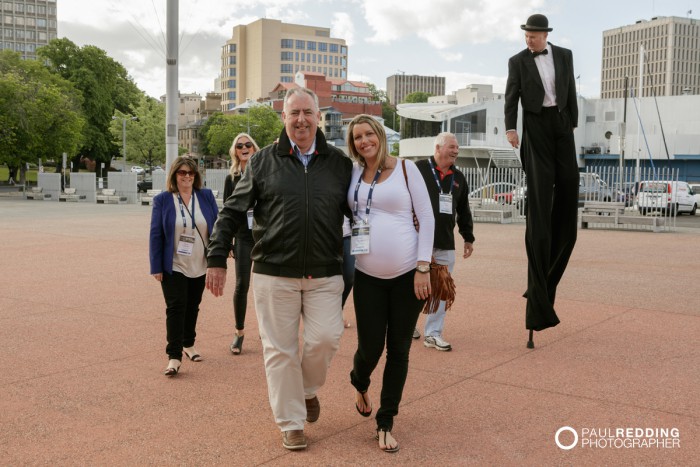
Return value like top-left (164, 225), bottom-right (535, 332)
top-left (230, 334), bottom-right (244, 355)
top-left (355, 390), bottom-right (372, 417)
top-left (375, 429), bottom-right (399, 453)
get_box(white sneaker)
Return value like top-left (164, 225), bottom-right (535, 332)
top-left (424, 335), bottom-right (452, 351)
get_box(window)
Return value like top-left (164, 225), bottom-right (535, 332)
top-left (281, 39), bottom-right (293, 49)
top-left (228, 92), bottom-right (236, 100)
top-left (341, 46), bottom-right (347, 55)
top-left (15, 15), bottom-right (24, 25)
top-left (296, 40), bottom-right (305, 49)
top-left (281, 76), bottom-right (293, 83)
top-left (281, 51), bottom-right (293, 61)
top-left (307, 41), bottom-right (316, 50)
top-left (227, 79), bottom-right (236, 88)
top-left (229, 44), bottom-right (236, 53)
top-left (318, 42), bottom-right (327, 52)
top-left (14, 2), bottom-right (23, 13)
top-left (281, 64), bottom-right (293, 73)
top-left (586, 116), bottom-right (596, 123)
top-left (229, 56), bottom-right (236, 65)
top-left (329, 43), bottom-right (338, 53)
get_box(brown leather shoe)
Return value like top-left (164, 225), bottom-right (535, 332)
top-left (282, 430), bottom-right (307, 450)
top-left (305, 396), bottom-right (320, 423)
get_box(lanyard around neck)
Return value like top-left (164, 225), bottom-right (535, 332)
top-left (177, 192), bottom-right (196, 231)
top-left (353, 169), bottom-right (382, 223)
top-left (429, 159), bottom-right (454, 195)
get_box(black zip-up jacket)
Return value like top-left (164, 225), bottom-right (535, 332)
top-left (207, 127), bottom-right (352, 278)
top-left (415, 157), bottom-right (475, 249)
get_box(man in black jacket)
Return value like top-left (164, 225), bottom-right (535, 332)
top-left (206, 88), bottom-right (352, 450)
top-left (415, 132), bottom-right (474, 351)
top-left (504, 14), bottom-right (579, 347)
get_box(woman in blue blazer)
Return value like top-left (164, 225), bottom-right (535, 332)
top-left (149, 156), bottom-right (219, 376)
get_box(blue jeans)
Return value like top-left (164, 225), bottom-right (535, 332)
top-left (424, 248), bottom-right (455, 338)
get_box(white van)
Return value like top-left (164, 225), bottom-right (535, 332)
top-left (637, 181), bottom-right (697, 216)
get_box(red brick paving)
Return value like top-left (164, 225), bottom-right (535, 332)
top-left (1, 199), bottom-right (697, 465)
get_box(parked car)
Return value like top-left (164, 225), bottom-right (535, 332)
top-left (130, 165), bottom-right (145, 174)
top-left (578, 173), bottom-right (624, 206)
top-left (494, 186), bottom-right (526, 206)
top-left (147, 166), bottom-right (164, 174)
top-left (137, 178), bottom-right (152, 193)
top-left (637, 180), bottom-right (697, 216)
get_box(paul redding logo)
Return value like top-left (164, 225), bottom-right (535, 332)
top-left (555, 426), bottom-right (681, 450)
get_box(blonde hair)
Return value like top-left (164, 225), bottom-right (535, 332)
top-left (347, 114), bottom-right (389, 169)
top-left (166, 156), bottom-right (202, 192)
top-left (228, 133), bottom-right (260, 176)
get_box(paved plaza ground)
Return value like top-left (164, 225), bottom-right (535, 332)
top-left (1, 198), bottom-right (698, 466)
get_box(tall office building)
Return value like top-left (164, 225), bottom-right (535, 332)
top-left (0, 0), bottom-right (58, 60)
top-left (386, 74), bottom-right (445, 105)
top-left (601, 16), bottom-right (700, 98)
top-left (220, 18), bottom-right (348, 110)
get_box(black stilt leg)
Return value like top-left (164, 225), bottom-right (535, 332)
top-left (526, 329), bottom-right (534, 349)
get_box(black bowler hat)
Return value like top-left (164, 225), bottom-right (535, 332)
top-left (521, 14), bottom-right (553, 32)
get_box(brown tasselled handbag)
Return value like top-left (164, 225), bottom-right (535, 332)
top-left (400, 160), bottom-right (456, 314)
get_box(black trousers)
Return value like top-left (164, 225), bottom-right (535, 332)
top-left (161, 271), bottom-right (206, 360)
top-left (350, 269), bottom-right (424, 432)
top-left (522, 106), bottom-right (579, 331)
top-left (341, 235), bottom-right (355, 308)
top-left (233, 235), bottom-right (254, 330)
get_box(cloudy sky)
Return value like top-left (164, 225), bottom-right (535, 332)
top-left (58, 0), bottom-right (694, 100)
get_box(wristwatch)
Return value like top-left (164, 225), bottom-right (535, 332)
top-left (416, 264), bottom-right (431, 273)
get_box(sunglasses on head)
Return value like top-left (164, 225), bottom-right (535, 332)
top-left (236, 142), bottom-right (254, 149)
top-left (176, 169), bottom-right (195, 177)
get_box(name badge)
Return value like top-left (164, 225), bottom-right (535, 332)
top-left (247, 209), bottom-right (254, 230)
top-left (350, 224), bottom-right (371, 255)
top-left (177, 234), bottom-right (195, 256)
top-left (439, 193), bottom-right (452, 214)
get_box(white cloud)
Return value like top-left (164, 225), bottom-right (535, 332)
top-left (361, 0), bottom-right (544, 47)
top-left (439, 51), bottom-right (463, 62)
top-left (332, 13), bottom-right (355, 46)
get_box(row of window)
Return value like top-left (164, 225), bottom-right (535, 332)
top-left (2, 16), bottom-right (56, 27)
top-left (2, 28), bottom-right (49, 40)
top-left (2, 2), bottom-right (56, 15)
top-left (1, 40), bottom-right (44, 51)
top-left (604, 23), bottom-right (698, 45)
top-left (603, 61), bottom-right (700, 81)
top-left (281, 51), bottom-right (342, 66)
top-left (280, 39), bottom-right (343, 54)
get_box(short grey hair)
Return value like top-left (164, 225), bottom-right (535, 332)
top-left (283, 87), bottom-right (319, 113)
top-left (434, 132), bottom-right (457, 148)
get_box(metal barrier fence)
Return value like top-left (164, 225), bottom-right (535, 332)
top-left (455, 165), bottom-right (683, 231)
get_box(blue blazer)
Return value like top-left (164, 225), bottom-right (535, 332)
top-left (149, 188), bottom-right (219, 275)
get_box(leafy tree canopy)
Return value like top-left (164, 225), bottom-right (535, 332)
top-left (38, 38), bottom-right (142, 166)
top-left (110, 94), bottom-right (165, 170)
top-left (200, 106), bottom-right (283, 156)
top-left (0, 50), bottom-right (84, 170)
top-left (402, 91), bottom-right (432, 103)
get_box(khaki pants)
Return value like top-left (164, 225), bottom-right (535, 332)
top-left (253, 273), bottom-right (344, 431)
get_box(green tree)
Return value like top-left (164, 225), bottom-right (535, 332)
top-left (0, 50), bottom-right (84, 182)
top-left (367, 83), bottom-right (398, 131)
top-left (402, 91), bottom-right (432, 103)
top-left (200, 106), bottom-right (283, 156)
top-left (38, 38), bottom-right (141, 172)
top-left (110, 94), bottom-right (165, 170)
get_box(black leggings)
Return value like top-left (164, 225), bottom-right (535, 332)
top-left (233, 235), bottom-right (254, 330)
top-left (350, 269), bottom-right (424, 432)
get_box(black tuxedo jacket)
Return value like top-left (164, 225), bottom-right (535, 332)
top-left (504, 43), bottom-right (578, 132)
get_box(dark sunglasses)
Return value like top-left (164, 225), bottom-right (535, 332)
top-left (176, 170), bottom-right (195, 177)
top-left (236, 142), bottom-right (254, 149)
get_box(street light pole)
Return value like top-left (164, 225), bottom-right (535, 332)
top-left (112, 116), bottom-right (138, 170)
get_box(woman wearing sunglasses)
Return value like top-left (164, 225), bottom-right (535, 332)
top-left (149, 156), bottom-right (219, 376)
top-left (223, 133), bottom-right (260, 355)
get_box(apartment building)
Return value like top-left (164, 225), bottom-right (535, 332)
top-left (220, 18), bottom-right (348, 110)
top-left (386, 74), bottom-right (445, 105)
top-left (601, 15), bottom-right (700, 98)
top-left (1, 0), bottom-right (58, 60)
